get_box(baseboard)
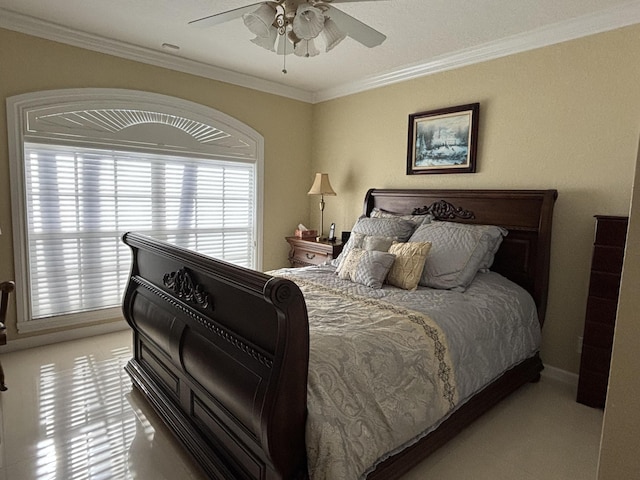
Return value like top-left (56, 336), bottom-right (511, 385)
top-left (0, 320), bottom-right (129, 353)
top-left (542, 363), bottom-right (579, 386)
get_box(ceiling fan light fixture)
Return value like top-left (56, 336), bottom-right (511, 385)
top-left (243, 3), bottom-right (276, 38)
top-left (322, 17), bottom-right (346, 52)
top-left (292, 4), bottom-right (325, 40)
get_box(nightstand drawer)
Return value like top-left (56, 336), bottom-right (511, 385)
top-left (285, 237), bottom-right (343, 268)
top-left (291, 248), bottom-right (332, 266)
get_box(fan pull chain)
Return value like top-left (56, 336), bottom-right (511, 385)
top-left (282, 33), bottom-right (287, 74)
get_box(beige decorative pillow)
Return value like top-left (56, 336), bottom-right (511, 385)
top-left (386, 242), bottom-right (432, 290)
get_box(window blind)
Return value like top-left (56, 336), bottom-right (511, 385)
top-left (24, 143), bottom-right (255, 320)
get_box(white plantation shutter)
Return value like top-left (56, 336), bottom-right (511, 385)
top-left (24, 144), bottom-right (255, 319)
top-left (8, 89), bottom-right (263, 332)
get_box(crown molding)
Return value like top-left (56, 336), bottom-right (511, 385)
top-left (0, 8), bottom-right (314, 103)
top-left (1, 3), bottom-right (639, 105)
top-left (313, 1), bottom-right (640, 103)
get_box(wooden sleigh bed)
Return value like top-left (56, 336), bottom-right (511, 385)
top-left (121, 188), bottom-right (557, 480)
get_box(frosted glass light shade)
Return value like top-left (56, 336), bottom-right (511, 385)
top-left (292, 4), bottom-right (324, 40)
top-left (322, 18), bottom-right (346, 52)
top-left (294, 39), bottom-right (320, 57)
top-left (243, 4), bottom-right (276, 38)
top-left (250, 27), bottom-right (278, 51)
top-left (277, 32), bottom-right (295, 55)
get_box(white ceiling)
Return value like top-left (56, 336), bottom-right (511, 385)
top-left (1, 0), bottom-right (639, 103)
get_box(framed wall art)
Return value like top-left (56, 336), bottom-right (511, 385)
top-left (407, 103), bottom-right (479, 175)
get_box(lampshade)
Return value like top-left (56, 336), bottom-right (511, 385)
top-left (243, 4), bottom-right (276, 38)
top-left (292, 4), bottom-right (324, 40)
top-left (307, 173), bottom-right (336, 196)
top-left (322, 18), bottom-right (346, 52)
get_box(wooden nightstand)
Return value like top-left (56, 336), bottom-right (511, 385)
top-left (285, 237), bottom-right (343, 267)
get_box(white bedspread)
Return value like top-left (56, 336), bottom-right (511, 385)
top-left (271, 266), bottom-right (540, 479)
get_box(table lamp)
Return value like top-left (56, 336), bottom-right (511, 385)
top-left (307, 173), bottom-right (336, 241)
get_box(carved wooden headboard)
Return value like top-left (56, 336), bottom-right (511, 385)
top-left (363, 189), bottom-right (557, 325)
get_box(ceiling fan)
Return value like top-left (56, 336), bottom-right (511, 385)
top-left (189, 0), bottom-right (387, 68)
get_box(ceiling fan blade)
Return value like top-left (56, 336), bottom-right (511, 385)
top-left (189, 2), bottom-right (268, 28)
top-left (325, 5), bottom-right (386, 48)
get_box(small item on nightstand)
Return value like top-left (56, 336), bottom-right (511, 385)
top-left (341, 231), bottom-right (351, 243)
top-left (295, 223), bottom-right (317, 239)
top-left (328, 223), bottom-right (336, 242)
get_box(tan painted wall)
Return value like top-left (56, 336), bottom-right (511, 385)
top-left (0, 28), bottom-right (313, 341)
top-left (2, 19), bottom-right (639, 474)
top-left (597, 144), bottom-right (640, 478)
top-left (2, 24), bottom-right (639, 375)
top-left (311, 24), bottom-right (640, 373)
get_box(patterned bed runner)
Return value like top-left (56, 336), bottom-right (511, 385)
top-left (275, 274), bottom-right (458, 480)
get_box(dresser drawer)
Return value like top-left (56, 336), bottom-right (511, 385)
top-left (577, 370), bottom-right (608, 408)
top-left (594, 217), bottom-right (628, 246)
top-left (584, 296), bottom-right (618, 326)
top-left (579, 344), bottom-right (612, 376)
top-left (588, 271), bottom-right (621, 300)
top-left (591, 245), bottom-right (625, 273)
top-left (582, 320), bottom-right (615, 350)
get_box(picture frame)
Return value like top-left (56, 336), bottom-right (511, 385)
top-left (407, 103), bottom-right (479, 175)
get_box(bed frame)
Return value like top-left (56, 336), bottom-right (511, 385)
top-left (122, 188), bottom-right (557, 480)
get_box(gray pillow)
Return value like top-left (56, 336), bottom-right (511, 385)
top-left (337, 248), bottom-right (396, 289)
top-left (409, 221), bottom-right (507, 291)
top-left (334, 216), bottom-right (417, 267)
top-left (370, 207), bottom-right (433, 226)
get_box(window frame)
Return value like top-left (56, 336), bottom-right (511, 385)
top-left (7, 88), bottom-right (264, 333)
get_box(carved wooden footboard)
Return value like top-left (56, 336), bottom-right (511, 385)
top-left (122, 232), bottom-right (309, 479)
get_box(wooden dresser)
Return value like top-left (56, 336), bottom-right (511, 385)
top-left (286, 237), bottom-right (343, 268)
top-left (577, 215), bottom-right (628, 408)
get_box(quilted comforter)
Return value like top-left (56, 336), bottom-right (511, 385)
top-left (271, 265), bottom-right (540, 480)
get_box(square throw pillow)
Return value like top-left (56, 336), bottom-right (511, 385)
top-left (337, 248), bottom-right (396, 289)
top-left (409, 221), bottom-right (507, 291)
top-left (386, 242), bottom-right (432, 290)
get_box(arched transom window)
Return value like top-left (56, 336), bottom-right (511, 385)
top-left (7, 89), bottom-right (264, 332)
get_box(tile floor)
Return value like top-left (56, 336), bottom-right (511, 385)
top-left (0, 330), bottom-right (604, 480)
